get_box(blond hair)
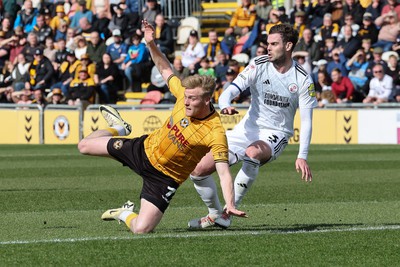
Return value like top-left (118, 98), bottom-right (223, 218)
top-left (181, 74), bottom-right (216, 97)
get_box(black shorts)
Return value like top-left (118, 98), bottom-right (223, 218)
top-left (107, 135), bottom-right (179, 213)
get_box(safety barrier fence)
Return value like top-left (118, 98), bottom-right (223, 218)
top-left (1, 103), bottom-right (400, 144)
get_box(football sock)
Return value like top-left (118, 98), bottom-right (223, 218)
top-left (119, 211), bottom-right (138, 228)
top-left (109, 125), bottom-right (126, 136)
top-left (191, 174), bottom-right (222, 215)
top-left (234, 156), bottom-right (260, 206)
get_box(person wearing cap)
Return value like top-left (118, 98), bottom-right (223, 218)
top-left (357, 13), bottom-right (379, 44)
top-left (75, 53), bottom-right (96, 79)
top-left (25, 47), bottom-right (55, 92)
top-left (181, 29), bottom-right (205, 71)
top-left (106, 29), bottom-right (128, 68)
top-left (364, 63), bottom-right (393, 104)
top-left (67, 67), bottom-right (96, 109)
top-left (122, 33), bottom-right (150, 92)
top-left (50, 5), bottom-right (70, 33)
top-left (47, 88), bottom-right (65, 104)
top-left (293, 11), bottom-right (307, 39)
top-left (13, 0), bottom-right (38, 34)
top-left (52, 49), bottom-right (82, 96)
top-left (69, 0), bottom-right (93, 30)
top-left (230, 0), bottom-right (256, 36)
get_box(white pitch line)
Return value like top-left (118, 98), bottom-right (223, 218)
top-left (1, 225), bottom-right (400, 246)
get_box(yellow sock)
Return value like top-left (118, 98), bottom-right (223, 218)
top-left (125, 212), bottom-right (138, 229)
top-left (105, 127), bottom-right (119, 136)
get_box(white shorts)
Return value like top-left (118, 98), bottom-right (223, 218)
top-left (226, 126), bottom-right (289, 165)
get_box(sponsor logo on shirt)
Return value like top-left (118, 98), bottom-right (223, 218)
top-left (264, 91), bottom-right (290, 107)
top-left (308, 84), bottom-right (316, 97)
top-left (167, 123), bottom-right (189, 151)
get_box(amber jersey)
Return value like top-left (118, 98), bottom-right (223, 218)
top-left (144, 75), bottom-right (229, 184)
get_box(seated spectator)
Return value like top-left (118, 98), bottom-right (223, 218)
top-left (78, 17), bottom-right (95, 41)
top-left (22, 32), bottom-right (42, 63)
top-left (311, 59), bottom-right (328, 82)
top-left (141, 0), bottom-right (161, 26)
top-left (241, 19), bottom-right (267, 59)
top-left (94, 53), bottom-right (120, 103)
top-left (13, 0), bottom-right (38, 34)
top-left (255, 0), bottom-right (272, 22)
top-left (181, 30), bottom-right (205, 73)
top-left (7, 32), bottom-right (26, 65)
top-left (69, 0), bottom-right (93, 30)
top-left (43, 36), bottom-right (57, 62)
top-left (0, 86), bottom-right (13, 103)
top-left (325, 0), bottom-right (343, 25)
top-left (31, 89), bottom-right (47, 107)
top-left (345, 49), bottom-right (369, 100)
top-left (361, 38), bottom-right (374, 61)
top-left (11, 89), bottom-right (32, 104)
top-left (172, 57), bottom-right (190, 80)
top-left (50, 5), bottom-right (70, 34)
top-left (327, 48), bottom-right (348, 77)
top-left (25, 47), bottom-right (54, 92)
top-left (336, 25), bottom-right (361, 59)
top-left (122, 33), bottom-right (149, 92)
top-left (1, 17), bottom-right (13, 39)
top-left (87, 31), bottom-right (106, 64)
top-left (74, 36), bottom-right (88, 60)
top-left (316, 13), bottom-right (339, 44)
top-left (314, 70), bottom-right (332, 102)
top-left (32, 14), bottom-right (53, 44)
top-left (54, 38), bottom-right (68, 69)
top-left (75, 53), bottom-right (96, 79)
top-left (0, 32), bottom-right (10, 70)
top-left (374, 0), bottom-right (400, 26)
top-left (292, 51), bottom-right (312, 74)
top-left (308, 0), bottom-right (329, 31)
top-left (106, 29), bottom-right (128, 68)
top-left (331, 68), bottom-right (354, 103)
top-left (204, 29), bottom-right (231, 65)
top-left (265, 9), bottom-right (282, 34)
top-left (365, 0), bottom-right (383, 21)
top-left (322, 37), bottom-right (336, 62)
top-left (198, 58), bottom-right (216, 78)
top-left (46, 88), bottom-right (65, 105)
top-left (363, 64), bottom-right (393, 104)
top-left (221, 27), bottom-right (237, 56)
top-left (357, 12), bottom-right (379, 44)
top-left (374, 11), bottom-right (400, 52)
top-left (230, 0), bottom-right (256, 36)
top-left (366, 47), bottom-right (388, 79)
top-left (337, 14), bottom-right (359, 42)
top-left (52, 50), bottom-right (81, 96)
top-left (293, 11), bottom-right (307, 39)
top-left (67, 68), bottom-right (96, 109)
top-left (342, 0), bottom-right (365, 26)
top-left (108, 3), bottom-right (129, 39)
top-left (294, 28), bottom-right (322, 64)
top-left (289, 0), bottom-right (308, 25)
top-left (11, 54), bottom-right (30, 91)
top-left (92, 11), bottom-right (111, 38)
top-left (154, 14), bottom-right (174, 56)
top-left (91, 0), bottom-right (111, 19)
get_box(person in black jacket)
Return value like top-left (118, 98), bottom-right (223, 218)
top-left (154, 14), bottom-right (173, 56)
top-left (25, 47), bottom-right (54, 92)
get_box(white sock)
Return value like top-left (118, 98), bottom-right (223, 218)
top-left (113, 125), bottom-right (126, 136)
top-left (118, 210), bottom-right (133, 222)
top-left (235, 156), bottom-right (260, 206)
top-left (191, 174), bottom-right (222, 215)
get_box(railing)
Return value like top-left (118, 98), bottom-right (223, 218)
top-left (138, 0), bottom-right (201, 20)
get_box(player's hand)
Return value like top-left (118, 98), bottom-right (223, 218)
top-left (224, 206), bottom-right (247, 218)
top-left (295, 158), bottom-right (312, 182)
top-left (221, 107), bottom-right (238, 115)
top-left (142, 19), bottom-right (155, 44)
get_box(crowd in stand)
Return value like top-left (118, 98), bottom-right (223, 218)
top-left (0, 0), bottom-right (400, 108)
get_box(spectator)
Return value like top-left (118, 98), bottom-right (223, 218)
top-left (106, 29), bottom-right (128, 68)
top-left (331, 68), bottom-right (354, 103)
top-left (327, 48), bottom-right (348, 76)
top-left (292, 50), bottom-right (312, 74)
top-left (154, 14), bottom-right (174, 56)
top-left (336, 25), bottom-right (361, 59)
top-left (365, 0), bottom-right (383, 21)
top-left (293, 11), bottom-right (307, 39)
top-left (374, 11), bottom-right (400, 52)
top-left (214, 51), bottom-right (230, 83)
top-left (241, 19), bottom-right (267, 58)
top-left (322, 37), bottom-right (336, 61)
top-left (316, 13), bottom-right (339, 44)
top-left (75, 53), bottom-right (96, 78)
top-left (294, 28), bottom-right (322, 65)
top-left (325, 0), bottom-right (344, 25)
top-left (31, 89), bottom-right (48, 107)
top-left (13, 0), bottom-right (38, 34)
top-left (363, 64), bottom-right (393, 104)
top-left (0, 86), bottom-right (13, 103)
top-left (52, 50), bottom-right (81, 96)
top-left (49, 5), bottom-right (70, 34)
top-left (141, 0), bottom-right (161, 26)
top-left (32, 14), bottom-right (53, 44)
top-left (361, 38), bottom-right (374, 61)
top-left (1, 17), bottom-right (14, 39)
top-left (181, 30), bottom-right (205, 72)
top-left (91, 0), bottom-right (111, 19)
top-left (67, 68), bottom-right (96, 108)
top-left (25, 47), bottom-right (54, 92)
top-left (172, 57), bottom-right (190, 80)
top-left (383, 52), bottom-right (400, 102)
top-left (375, 0), bottom-right (400, 24)
top-left (54, 19), bottom-right (68, 42)
top-left (342, 0), bottom-right (365, 26)
top-left (94, 53), bottom-right (120, 103)
top-left (308, 0), bottom-right (329, 31)
top-left (22, 32), bottom-right (41, 62)
top-left (265, 9), bottom-right (282, 34)
top-left (255, 0), bottom-right (272, 22)
top-left (11, 53), bottom-right (30, 91)
top-left (74, 36), bottom-right (88, 59)
top-left (345, 49), bottom-right (369, 100)
top-left (69, 0), bottom-right (93, 30)
top-left (221, 27), bottom-right (237, 55)
top-left (204, 29), bottom-right (231, 65)
top-left (0, 32), bottom-right (10, 69)
top-left (108, 3), bottom-right (129, 37)
top-left (43, 36), bottom-right (57, 63)
top-left (198, 58), bottom-right (216, 78)
top-left (314, 70), bottom-right (332, 103)
top-left (311, 59), bottom-right (328, 82)
top-left (122, 33), bottom-right (149, 92)
top-left (289, 0), bottom-right (308, 25)
top-left (357, 12), bottom-right (379, 44)
top-left (54, 38), bottom-right (68, 68)
top-left (86, 31), bottom-right (106, 64)
top-left (66, 28), bottom-right (77, 51)
top-left (11, 88), bottom-right (32, 104)
top-left (337, 14), bottom-right (359, 42)
top-left (366, 47), bottom-right (388, 79)
top-left (78, 17), bottom-right (95, 40)
top-left (46, 87), bottom-right (65, 104)
top-left (7, 33), bottom-right (26, 65)
top-left (230, 0), bottom-right (256, 36)
top-left (92, 11), bottom-right (111, 38)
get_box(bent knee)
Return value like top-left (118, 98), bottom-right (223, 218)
top-left (246, 141), bottom-right (271, 161)
top-left (133, 225), bottom-right (154, 234)
top-left (77, 139), bottom-right (89, 154)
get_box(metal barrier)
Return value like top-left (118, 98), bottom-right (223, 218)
top-left (138, 0), bottom-right (201, 20)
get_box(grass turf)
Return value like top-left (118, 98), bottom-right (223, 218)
top-left (0, 144), bottom-right (399, 266)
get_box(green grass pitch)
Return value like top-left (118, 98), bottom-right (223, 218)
top-left (0, 144), bottom-right (399, 266)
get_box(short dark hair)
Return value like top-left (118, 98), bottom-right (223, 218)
top-left (269, 23), bottom-right (299, 51)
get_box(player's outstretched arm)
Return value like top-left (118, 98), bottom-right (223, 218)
top-left (142, 20), bottom-right (173, 82)
top-left (215, 162), bottom-right (247, 217)
top-left (297, 107), bottom-right (314, 182)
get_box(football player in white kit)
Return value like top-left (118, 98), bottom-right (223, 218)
top-left (188, 24), bottom-right (318, 229)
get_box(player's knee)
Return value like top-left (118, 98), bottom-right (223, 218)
top-left (77, 139), bottom-right (90, 155)
top-left (133, 225), bottom-right (153, 234)
top-left (246, 142), bottom-right (271, 161)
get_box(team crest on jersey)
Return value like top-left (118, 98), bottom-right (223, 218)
top-left (113, 139), bottom-right (123, 150)
top-left (288, 83), bottom-right (298, 94)
top-left (308, 84), bottom-right (316, 97)
top-left (180, 118), bottom-right (189, 128)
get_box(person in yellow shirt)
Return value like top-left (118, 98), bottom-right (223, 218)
top-left (67, 68), bottom-right (96, 109)
top-left (230, 0), bottom-right (256, 36)
top-left (49, 5), bottom-right (70, 33)
top-left (77, 20), bottom-right (247, 234)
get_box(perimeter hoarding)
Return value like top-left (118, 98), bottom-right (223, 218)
top-left (44, 109), bottom-right (80, 144)
top-left (0, 109), bottom-right (40, 144)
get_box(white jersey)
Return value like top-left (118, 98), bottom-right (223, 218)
top-left (223, 55), bottom-right (318, 137)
